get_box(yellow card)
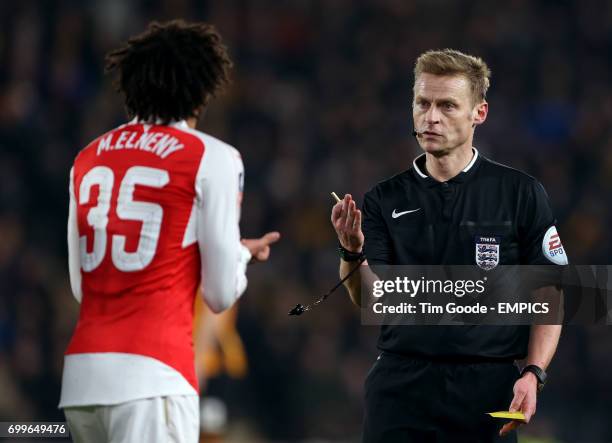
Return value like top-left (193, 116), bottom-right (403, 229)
top-left (486, 411), bottom-right (526, 421)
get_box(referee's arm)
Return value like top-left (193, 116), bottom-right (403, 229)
top-left (501, 316), bottom-right (562, 437)
top-left (331, 191), bottom-right (393, 306)
top-left (501, 178), bottom-right (565, 436)
top-left (525, 320), bottom-right (562, 372)
top-left (519, 177), bottom-right (565, 390)
top-left (331, 194), bottom-right (365, 306)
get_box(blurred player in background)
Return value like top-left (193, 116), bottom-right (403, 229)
top-left (59, 20), bottom-right (280, 443)
top-left (193, 299), bottom-right (248, 441)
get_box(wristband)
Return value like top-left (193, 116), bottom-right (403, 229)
top-left (338, 244), bottom-right (365, 262)
top-left (521, 364), bottom-right (547, 392)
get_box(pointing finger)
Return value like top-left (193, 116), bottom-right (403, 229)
top-left (262, 231), bottom-right (281, 245)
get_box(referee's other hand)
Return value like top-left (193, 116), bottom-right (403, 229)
top-left (499, 372), bottom-right (538, 436)
top-left (331, 194), bottom-right (364, 253)
top-left (241, 232), bottom-right (281, 263)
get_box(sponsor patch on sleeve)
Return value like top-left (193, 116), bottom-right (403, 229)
top-left (542, 225), bottom-right (568, 265)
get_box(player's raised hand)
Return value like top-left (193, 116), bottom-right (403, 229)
top-left (331, 194), bottom-right (364, 253)
top-left (241, 232), bottom-right (281, 263)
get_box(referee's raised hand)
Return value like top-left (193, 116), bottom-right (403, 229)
top-left (331, 194), bottom-right (364, 253)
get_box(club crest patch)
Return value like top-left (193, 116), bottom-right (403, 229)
top-left (542, 225), bottom-right (568, 265)
top-left (475, 236), bottom-right (501, 270)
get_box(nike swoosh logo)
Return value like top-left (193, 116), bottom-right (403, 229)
top-left (392, 208), bottom-right (421, 218)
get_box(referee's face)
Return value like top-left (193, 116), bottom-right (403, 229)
top-left (413, 73), bottom-right (484, 155)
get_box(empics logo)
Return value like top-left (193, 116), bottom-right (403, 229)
top-left (542, 226), bottom-right (568, 265)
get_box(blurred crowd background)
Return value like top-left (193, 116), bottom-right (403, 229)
top-left (1, 0), bottom-right (611, 442)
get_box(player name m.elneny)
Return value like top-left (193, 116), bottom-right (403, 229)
top-left (97, 129), bottom-right (184, 159)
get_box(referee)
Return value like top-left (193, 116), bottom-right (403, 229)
top-left (331, 49), bottom-right (566, 442)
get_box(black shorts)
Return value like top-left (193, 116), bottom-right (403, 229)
top-left (363, 352), bottom-right (519, 443)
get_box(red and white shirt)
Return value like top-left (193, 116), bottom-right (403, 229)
top-left (59, 120), bottom-right (251, 407)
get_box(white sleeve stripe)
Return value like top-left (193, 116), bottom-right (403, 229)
top-left (67, 167), bottom-right (83, 303)
top-left (181, 200), bottom-right (197, 248)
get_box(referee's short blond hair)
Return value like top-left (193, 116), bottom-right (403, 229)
top-left (414, 49), bottom-right (491, 106)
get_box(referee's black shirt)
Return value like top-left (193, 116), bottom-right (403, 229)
top-left (362, 148), bottom-right (566, 360)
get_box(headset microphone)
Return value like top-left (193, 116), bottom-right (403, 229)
top-left (412, 130), bottom-right (419, 137)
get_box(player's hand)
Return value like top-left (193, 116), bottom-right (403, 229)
top-left (499, 372), bottom-right (538, 437)
top-left (241, 232), bottom-right (281, 263)
top-left (331, 194), bottom-right (364, 253)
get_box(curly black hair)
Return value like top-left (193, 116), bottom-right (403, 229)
top-left (105, 20), bottom-right (233, 124)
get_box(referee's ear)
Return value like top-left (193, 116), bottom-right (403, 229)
top-left (472, 101), bottom-right (488, 127)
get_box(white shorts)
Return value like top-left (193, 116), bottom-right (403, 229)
top-left (63, 395), bottom-right (199, 443)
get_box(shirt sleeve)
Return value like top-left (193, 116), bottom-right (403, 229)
top-left (67, 167), bottom-right (83, 303)
top-left (362, 187), bottom-right (394, 265)
top-left (195, 143), bottom-right (251, 313)
top-left (518, 178), bottom-right (568, 266)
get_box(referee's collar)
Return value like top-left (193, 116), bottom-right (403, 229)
top-left (412, 147), bottom-right (481, 186)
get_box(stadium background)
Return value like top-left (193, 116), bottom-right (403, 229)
top-left (0, 0), bottom-right (611, 441)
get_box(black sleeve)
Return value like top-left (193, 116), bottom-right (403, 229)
top-left (362, 188), bottom-right (394, 265)
top-left (518, 178), bottom-right (568, 292)
top-left (518, 178), bottom-right (565, 265)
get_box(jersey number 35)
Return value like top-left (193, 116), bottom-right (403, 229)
top-left (78, 166), bottom-right (169, 272)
